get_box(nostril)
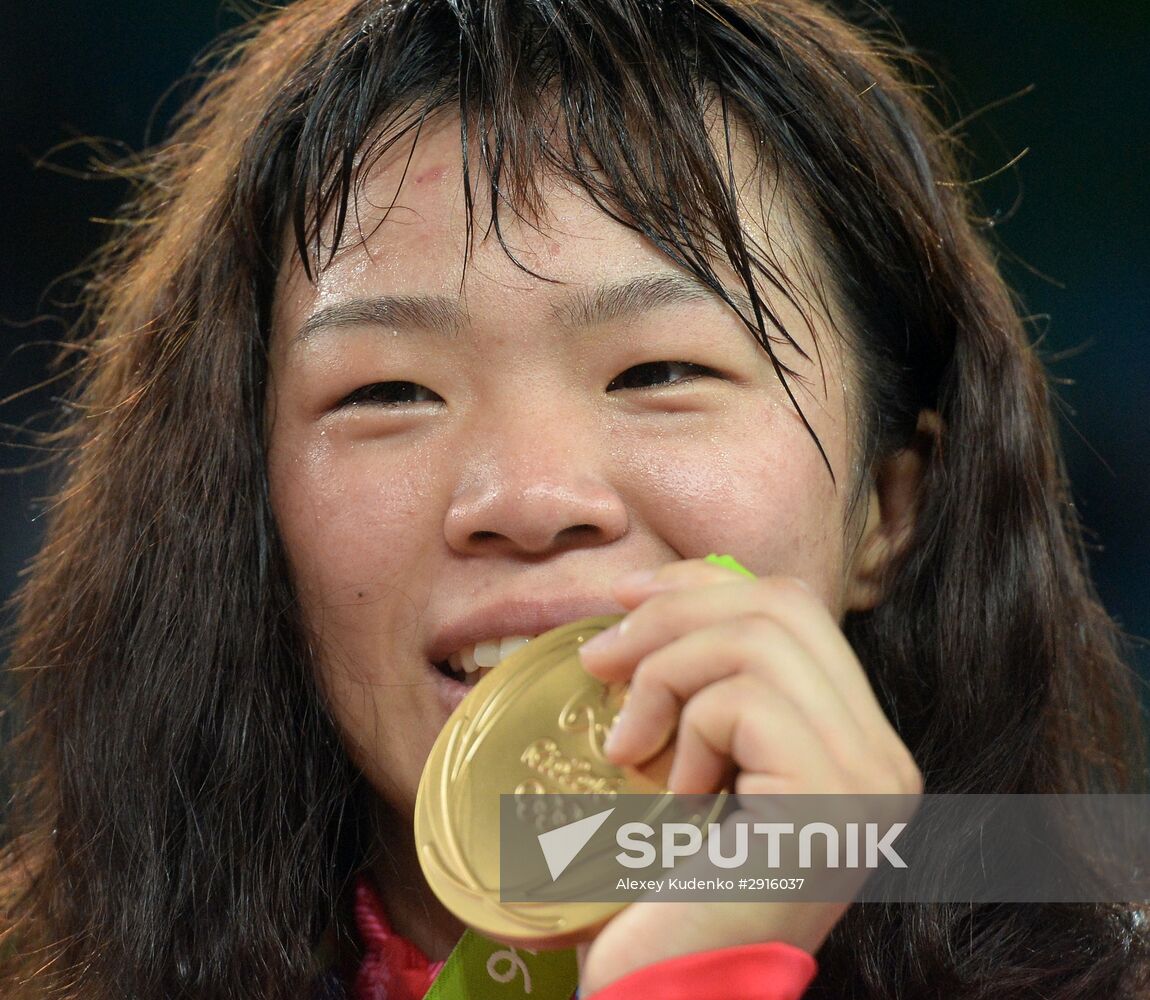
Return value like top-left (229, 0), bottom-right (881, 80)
top-left (559, 523), bottom-right (602, 539)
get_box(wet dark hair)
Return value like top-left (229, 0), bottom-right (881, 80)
top-left (2, 0), bottom-right (1146, 997)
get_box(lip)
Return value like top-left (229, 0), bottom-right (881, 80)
top-left (425, 596), bottom-right (627, 667)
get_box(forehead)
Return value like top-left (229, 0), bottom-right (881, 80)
top-left (278, 130), bottom-right (677, 317)
top-left (273, 112), bottom-right (840, 354)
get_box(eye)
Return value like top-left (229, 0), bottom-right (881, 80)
top-left (338, 381), bottom-right (443, 407)
top-left (607, 361), bottom-right (717, 391)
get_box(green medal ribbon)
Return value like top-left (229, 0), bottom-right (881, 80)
top-left (704, 553), bottom-right (755, 577)
top-left (425, 930), bottom-right (577, 1000)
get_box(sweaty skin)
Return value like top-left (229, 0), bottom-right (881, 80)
top-left (265, 113), bottom-right (923, 985)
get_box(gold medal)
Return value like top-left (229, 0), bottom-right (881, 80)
top-left (415, 558), bottom-right (747, 947)
top-left (414, 615), bottom-right (676, 947)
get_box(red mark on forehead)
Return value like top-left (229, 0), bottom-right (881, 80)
top-left (413, 166), bottom-right (447, 186)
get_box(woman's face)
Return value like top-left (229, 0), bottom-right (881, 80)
top-left (266, 117), bottom-right (871, 817)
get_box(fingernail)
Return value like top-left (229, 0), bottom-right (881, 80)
top-left (603, 708), bottom-right (628, 755)
top-left (579, 622), bottom-right (621, 657)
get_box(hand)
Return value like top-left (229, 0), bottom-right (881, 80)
top-left (574, 558), bottom-right (922, 994)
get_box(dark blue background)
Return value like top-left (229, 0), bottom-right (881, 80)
top-left (2, 3), bottom-right (1146, 696)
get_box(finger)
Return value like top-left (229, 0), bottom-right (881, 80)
top-left (582, 578), bottom-right (811, 681)
top-left (583, 575), bottom-right (887, 732)
top-left (609, 556), bottom-right (756, 607)
top-left (666, 673), bottom-right (843, 794)
top-left (602, 615), bottom-right (867, 768)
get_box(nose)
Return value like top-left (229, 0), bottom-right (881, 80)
top-left (443, 407), bottom-right (629, 558)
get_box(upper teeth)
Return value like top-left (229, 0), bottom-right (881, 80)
top-left (448, 635), bottom-right (535, 674)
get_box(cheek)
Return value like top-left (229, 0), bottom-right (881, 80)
top-left (267, 435), bottom-right (442, 669)
top-left (621, 417), bottom-right (847, 598)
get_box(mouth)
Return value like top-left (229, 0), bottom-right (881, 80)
top-left (433, 634), bottom-right (536, 686)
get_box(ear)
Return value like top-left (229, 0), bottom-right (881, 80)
top-left (844, 410), bottom-right (940, 612)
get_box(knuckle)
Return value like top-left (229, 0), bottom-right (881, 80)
top-left (679, 692), bottom-right (712, 733)
top-left (628, 656), bottom-right (660, 697)
top-left (724, 616), bottom-right (776, 655)
top-left (724, 616), bottom-right (764, 650)
top-left (900, 754), bottom-right (925, 795)
top-left (760, 575), bottom-right (815, 604)
top-left (876, 745), bottom-right (922, 795)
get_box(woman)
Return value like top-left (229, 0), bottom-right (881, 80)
top-left (2, 1), bottom-right (1146, 997)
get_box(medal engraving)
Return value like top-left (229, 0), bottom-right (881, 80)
top-left (557, 684), bottom-right (624, 760)
top-left (520, 737), bottom-right (623, 795)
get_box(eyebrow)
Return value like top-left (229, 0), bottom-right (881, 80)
top-left (551, 271), bottom-right (743, 329)
top-left (291, 271), bottom-right (752, 347)
top-left (294, 294), bottom-right (465, 344)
